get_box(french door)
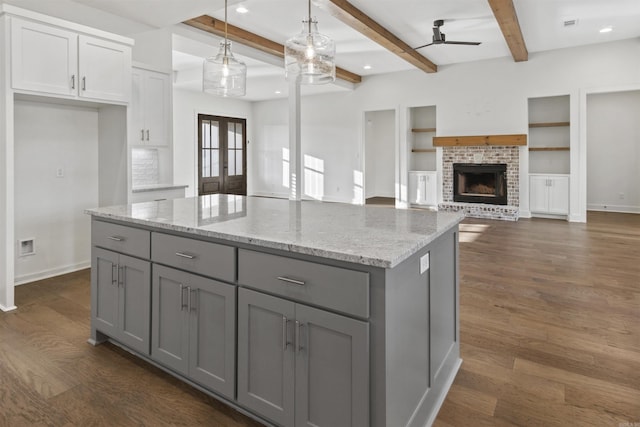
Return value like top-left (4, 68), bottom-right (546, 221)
top-left (198, 114), bottom-right (247, 195)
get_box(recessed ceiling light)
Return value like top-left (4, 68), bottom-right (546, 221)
top-left (236, 5), bottom-right (248, 14)
top-left (599, 26), bottom-right (613, 33)
top-left (563, 18), bottom-right (578, 27)
top-left (363, 65), bottom-right (372, 70)
top-left (275, 90), bottom-right (282, 94)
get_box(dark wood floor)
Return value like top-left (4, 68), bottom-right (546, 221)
top-left (1, 211), bottom-right (638, 426)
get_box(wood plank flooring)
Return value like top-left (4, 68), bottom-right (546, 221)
top-left (0, 211), bottom-right (638, 426)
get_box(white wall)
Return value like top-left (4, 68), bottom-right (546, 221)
top-left (251, 38), bottom-right (640, 220)
top-left (586, 90), bottom-right (640, 213)
top-left (365, 110), bottom-right (395, 199)
top-left (14, 100), bottom-right (98, 284)
top-left (251, 92), bottom-right (362, 203)
top-left (173, 88), bottom-right (253, 197)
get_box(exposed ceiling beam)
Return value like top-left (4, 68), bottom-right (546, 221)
top-left (487, 0), bottom-right (528, 62)
top-left (314, 0), bottom-right (437, 73)
top-left (183, 15), bottom-right (362, 84)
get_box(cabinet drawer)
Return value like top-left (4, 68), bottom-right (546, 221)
top-left (238, 249), bottom-right (369, 318)
top-left (151, 232), bottom-right (235, 283)
top-left (92, 220), bottom-right (150, 259)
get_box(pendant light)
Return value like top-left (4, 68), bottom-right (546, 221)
top-left (284, 0), bottom-right (336, 84)
top-left (203, 0), bottom-right (247, 97)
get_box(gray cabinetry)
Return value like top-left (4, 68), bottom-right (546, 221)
top-left (91, 246), bottom-right (150, 354)
top-left (152, 264), bottom-right (236, 399)
top-left (238, 287), bottom-right (369, 427)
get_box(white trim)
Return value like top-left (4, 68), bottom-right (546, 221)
top-left (587, 205), bottom-right (640, 214)
top-left (14, 261), bottom-right (90, 286)
top-left (0, 303), bottom-right (17, 312)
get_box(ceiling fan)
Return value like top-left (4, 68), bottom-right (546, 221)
top-left (414, 19), bottom-right (481, 50)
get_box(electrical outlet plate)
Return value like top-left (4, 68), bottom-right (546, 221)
top-left (420, 253), bottom-right (430, 274)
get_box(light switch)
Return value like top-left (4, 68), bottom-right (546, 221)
top-left (420, 253), bottom-right (430, 274)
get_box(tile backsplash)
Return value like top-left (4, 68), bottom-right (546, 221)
top-left (132, 148), bottom-right (159, 187)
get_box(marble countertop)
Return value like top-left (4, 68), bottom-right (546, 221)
top-left (86, 195), bottom-right (464, 268)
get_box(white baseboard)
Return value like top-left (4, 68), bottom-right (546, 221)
top-left (0, 303), bottom-right (17, 312)
top-left (15, 261), bottom-right (90, 286)
top-left (587, 204), bottom-right (640, 214)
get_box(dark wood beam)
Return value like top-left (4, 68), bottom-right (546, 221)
top-left (315, 0), bottom-right (437, 73)
top-left (487, 0), bottom-right (528, 62)
top-left (183, 15), bottom-right (362, 84)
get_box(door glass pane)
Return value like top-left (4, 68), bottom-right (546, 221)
top-left (211, 121), bottom-right (220, 149)
top-left (202, 120), bottom-right (210, 148)
top-left (227, 123), bottom-right (236, 149)
top-left (228, 149), bottom-right (235, 176)
top-left (203, 149), bottom-right (211, 177)
top-left (236, 149), bottom-right (243, 175)
top-left (212, 149), bottom-right (219, 177)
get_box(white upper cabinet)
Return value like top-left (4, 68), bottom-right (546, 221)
top-left (131, 67), bottom-right (171, 146)
top-left (10, 17), bottom-right (131, 104)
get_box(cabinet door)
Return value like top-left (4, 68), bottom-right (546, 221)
top-left (130, 69), bottom-right (146, 144)
top-left (238, 288), bottom-right (295, 427)
top-left (78, 35), bottom-right (131, 103)
top-left (548, 176), bottom-right (569, 215)
top-left (151, 265), bottom-right (189, 375)
top-left (143, 70), bottom-right (171, 146)
top-left (295, 304), bottom-right (369, 427)
top-left (424, 173), bottom-right (438, 206)
top-left (118, 255), bottom-right (151, 355)
top-left (11, 18), bottom-right (77, 96)
top-left (529, 176), bottom-right (549, 213)
top-left (188, 275), bottom-right (236, 399)
top-left (91, 247), bottom-right (119, 337)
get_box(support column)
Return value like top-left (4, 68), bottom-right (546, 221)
top-left (288, 77), bottom-right (302, 201)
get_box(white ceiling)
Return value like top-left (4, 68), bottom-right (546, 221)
top-left (64, 0), bottom-right (640, 101)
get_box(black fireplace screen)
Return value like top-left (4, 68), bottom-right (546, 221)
top-left (453, 163), bottom-right (507, 205)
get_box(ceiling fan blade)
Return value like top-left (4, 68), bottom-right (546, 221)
top-left (414, 42), bottom-right (435, 50)
top-left (443, 41), bottom-right (481, 46)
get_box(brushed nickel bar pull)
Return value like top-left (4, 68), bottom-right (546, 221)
top-left (71, 75), bottom-right (75, 89)
top-left (146, 130), bottom-right (150, 141)
top-left (282, 317), bottom-right (289, 351)
top-left (107, 236), bottom-right (124, 242)
top-left (191, 288), bottom-right (198, 312)
top-left (141, 129), bottom-right (144, 141)
top-left (175, 252), bottom-right (196, 260)
top-left (179, 284), bottom-right (185, 311)
top-left (295, 321), bottom-right (303, 352)
top-left (187, 286), bottom-right (192, 312)
top-left (277, 276), bottom-right (305, 286)
top-left (82, 76), bottom-right (86, 90)
top-left (118, 266), bottom-right (125, 287)
top-left (111, 263), bottom-right (118, 286)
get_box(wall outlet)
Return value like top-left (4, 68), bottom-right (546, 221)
top-left (420, 253), bottom-right (430, 274)
top-left (18, 238), bottom-right (35, 256)
top-left (56, 167), bottom-right (64, 178)
top-left (619, 192), bottom-right (625, 200)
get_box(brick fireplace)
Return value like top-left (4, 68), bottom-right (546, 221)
top-left (439, 145), bottom-right (520, 220)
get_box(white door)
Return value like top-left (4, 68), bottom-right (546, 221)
top-left (548, 176), bottom-right (569, 214)
top-left (78, 35), bottom-right (131, 103)
top-left (529, 176), bottom-right (549, 213)
top-left (11, 18), bottom-right (78, 96)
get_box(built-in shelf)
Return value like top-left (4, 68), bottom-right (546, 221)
top-left (529, 147), bottom-right (570, 151)
top-left (411, 148), bottom-right (436, 153)
top-left (529, 122), bottom-right (570, 128)
top-left (411, 127), bottom-right (436, 133)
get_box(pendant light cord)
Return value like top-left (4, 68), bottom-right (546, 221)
top-left (224, 0), bottom-right (229, 56)
top-left (308, 0), bottom-right (312, 33)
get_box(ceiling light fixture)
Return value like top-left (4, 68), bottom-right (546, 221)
top-left (236, 5), bottom-right (248, 14)
top-left (203, 0), bottom-right (247, 97)
top-left (284, 0), bottom-right (336, 84)
top-left (599, 26), bottom-right (613, 33)
top-left (363, 65), bottom-right (372, 70)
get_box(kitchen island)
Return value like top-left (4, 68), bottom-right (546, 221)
top-left (86, 195), bottom-right (464, 427)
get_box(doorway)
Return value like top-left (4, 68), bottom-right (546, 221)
top-left (364, 109), bottom-right (396, 205)
top-left (198, 114), bottom-right (247, 195)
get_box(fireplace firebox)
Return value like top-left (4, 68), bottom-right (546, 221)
top-left (453, 163), bottom-right (507, 205)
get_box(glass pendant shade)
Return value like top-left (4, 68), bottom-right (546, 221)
top-left (285, 20), bottom-right (336, 85)
top-left (203, 40), bottom-right (247, 97)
